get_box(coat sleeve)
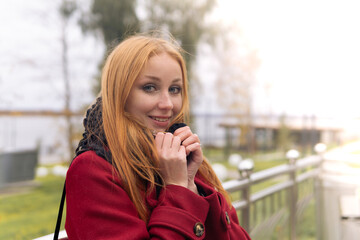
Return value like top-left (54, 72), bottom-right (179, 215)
top-left (65, 151), bottom-right (210, 240)
top-left (195, 178), bottom-right (252, 240)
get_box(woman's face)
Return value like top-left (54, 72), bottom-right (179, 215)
top-left (125, 53), bottom-right (183, 132)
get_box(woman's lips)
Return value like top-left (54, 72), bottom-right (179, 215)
top-left (149, 116), bottom-right (171, 128)
top-left (150, 116), bottom-right (170, 122)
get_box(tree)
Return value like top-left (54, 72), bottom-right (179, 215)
top-left (81, 0), bottom-right (140, 46)
top-left (79, 0), bottom-right (140, 94)
top-left (214, 26), bottom-right (260, 153)
top-left (276, 114), bottom-right (292, 151)
top-left (142, 0), bottom-right (217, 81)
top-left (59, 0), bottom-right (77, 161)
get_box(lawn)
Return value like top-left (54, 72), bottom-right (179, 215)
top-left (0, 175), bottom-right (66, 240)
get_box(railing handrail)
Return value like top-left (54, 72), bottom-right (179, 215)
top-left (223, 152), bottom-right (323, 240)
top-left (223, 154), bottom-right (322, 191)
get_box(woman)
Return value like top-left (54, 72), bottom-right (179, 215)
top-left (65, 33), bottom-right (251, 239)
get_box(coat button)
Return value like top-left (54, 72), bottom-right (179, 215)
top-left (225, 211), bottom-right (231, 225)
top-left (193, 222), bottom-right (205, 237)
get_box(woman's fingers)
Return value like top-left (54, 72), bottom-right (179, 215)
top-left (182, 134), bottom-right (200, 153)
top-left (171, 135), bottom-right (182, 150)
top-left (173, 127), bottom-right (200, 156)
top-left (155, 132), bottom-right (187, 187)
top-left (155, 132), bottom-right (165, 150)
top-left (173, 126), bottom-right (192, 142)
top-left (185, 142), bottom-right (201, 155)
top-left (173, 127), bottom-right (203, 186)
top-left (155, 132), bottom-right (182, 151)
top-left (162, 132), bottom-right (173, 149)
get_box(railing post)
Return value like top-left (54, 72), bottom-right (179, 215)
top-left (238, 158), bottom-right (254, 232)
top-left (286, 149), bottom-right (299, 240)
top-left (224, 126), bottom-right (232, 160)
top-left (314, 143), bottom-right (326, 240)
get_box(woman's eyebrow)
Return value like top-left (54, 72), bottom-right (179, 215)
top-left (171, 78), bottom-right (183, 84)
top-left (143, 75), bottom-right (183, 83)
top-left (143, 75), bottom-right (160, 81)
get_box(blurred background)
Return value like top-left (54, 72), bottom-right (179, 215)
top-left (1, 0), bottom-right (360, 239)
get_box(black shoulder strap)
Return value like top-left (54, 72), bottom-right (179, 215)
top-left (52, 149), bottom-right (110, 240)
top-left (54, 182), bottom-right (66, 240)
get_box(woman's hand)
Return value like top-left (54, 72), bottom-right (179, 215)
top-left (155, 132), bottom-right (188, 188)
top-left (173, 126), bottom-right (203, 193)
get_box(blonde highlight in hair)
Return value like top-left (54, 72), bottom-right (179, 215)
top-left (100, 34), bottom-right (230, 222)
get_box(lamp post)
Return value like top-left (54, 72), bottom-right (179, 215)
top-left (314, 143), bottom-right (327, 156)
top-left (228, 153), bottom-right (242, 167)
top-left (237, 158), bottom-right (254, 232)
top-left (286, 149), bottom-right (300, 165)
top-left (314, 143), bottom-right (326, 240)
top-left (238, 158), bottom-right (254, 179)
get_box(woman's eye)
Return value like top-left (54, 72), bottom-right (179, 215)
top-left (143, 85), bottom-right (156, 92)
top-left (169, 86), bottom-right (181, 94)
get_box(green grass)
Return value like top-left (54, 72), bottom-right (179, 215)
top-left (297, 200), bottom-right (316, 240)
top-left (204, 146), bottom-right (288, 171)
top-left (0, 175), bottom-right (66, 240)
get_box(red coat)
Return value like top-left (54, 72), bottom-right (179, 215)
top-left (65, 151), bottom-right (251, 240)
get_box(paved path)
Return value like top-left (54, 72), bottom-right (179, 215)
top-left (0, 180), bottom-right (40, 198)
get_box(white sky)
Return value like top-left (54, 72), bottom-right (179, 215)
top-left (1, 0), bottom-right (360, 120)
top-left (0, 0), bottom-right (103, 111)
top-left (216, 0), bottom-right (360, 118)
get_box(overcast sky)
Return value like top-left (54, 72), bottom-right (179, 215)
top-left (1, 0), bottom-right (360, 120)
top-left (0, 0), bottom-right (103, 111)
top-left (213, 0), bottom-right (360, 119)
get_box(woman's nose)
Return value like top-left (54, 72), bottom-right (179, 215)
top-left (158, 92), bottom-right (173, 110)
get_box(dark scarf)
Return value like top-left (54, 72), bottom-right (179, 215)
top-left (74, 97), bottom-right (112, 164)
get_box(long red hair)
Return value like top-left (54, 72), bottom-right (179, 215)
top-left (101, 34), bottom-right (231, 222)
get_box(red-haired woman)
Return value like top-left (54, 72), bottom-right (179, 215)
top-left (65, 34), bottom-right (251, 240)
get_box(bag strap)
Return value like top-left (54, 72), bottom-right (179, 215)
top-left (54, 182), bottom-right (66, 240)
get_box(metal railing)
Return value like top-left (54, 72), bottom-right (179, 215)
top-left (223, 148), bottom-right (324, 240)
